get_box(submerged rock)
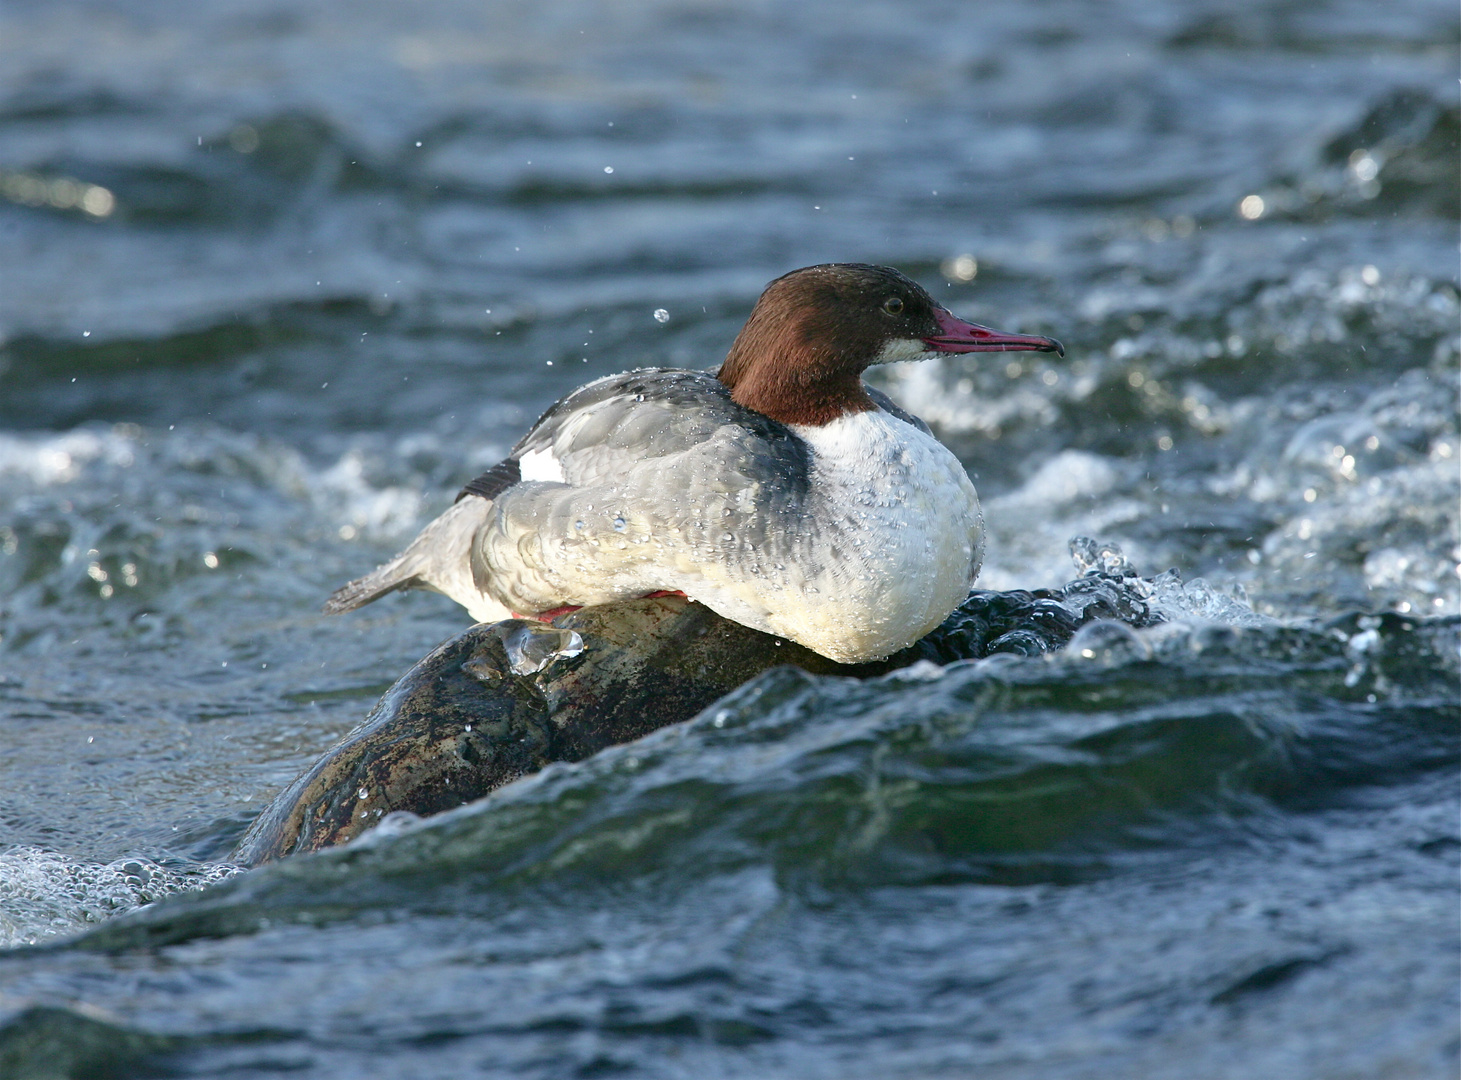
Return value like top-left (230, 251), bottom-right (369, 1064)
top-left (237, 556), bottom-right (1165, 865)
top-left (235, 595), bottom-right (863, 863)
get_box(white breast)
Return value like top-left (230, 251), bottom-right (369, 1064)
top-left (769, 408), bottom-right (983, 661)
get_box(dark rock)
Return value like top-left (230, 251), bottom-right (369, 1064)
top-left (237, 573), bottom-right (1158, 865)
top-left (235, 595), bottom-right (875, 863)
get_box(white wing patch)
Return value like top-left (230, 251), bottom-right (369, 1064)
top-left (519, 446), bottom-right (566, 483)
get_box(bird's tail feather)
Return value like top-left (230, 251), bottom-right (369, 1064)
top-left (322, 497), bottom-right (492, 616)
top-left (322, 555), bottom-right (421, 614)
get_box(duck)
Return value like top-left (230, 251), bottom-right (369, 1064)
top-left (325, 263), bottom-right (1062, 663)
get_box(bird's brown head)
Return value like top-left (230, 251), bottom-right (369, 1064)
top-left (716, 263), bottom-right (1062, 426)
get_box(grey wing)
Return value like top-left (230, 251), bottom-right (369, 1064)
top-left (455, 369), bottom-right (736, 500)
top-left (509, 368), bottom-right (811, 489)
top-left (334, 369), bottom-right (767, 618)
top-left (468, 369), bottom-right (816, 614)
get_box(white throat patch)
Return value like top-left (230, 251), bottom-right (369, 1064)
top-left (872, 337), bottom-right (938, 365)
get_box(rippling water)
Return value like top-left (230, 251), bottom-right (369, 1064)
top-left (1, 1), bottom-right (1457, 1077)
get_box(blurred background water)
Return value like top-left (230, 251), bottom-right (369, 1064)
top-left (0, 1), bottom-right (1457, 1077)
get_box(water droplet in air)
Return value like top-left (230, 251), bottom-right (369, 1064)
top-left (653, 309), bottom-right (670, 323)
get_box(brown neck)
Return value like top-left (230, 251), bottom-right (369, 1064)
top-left (717, 304), bottom-right (876, 427)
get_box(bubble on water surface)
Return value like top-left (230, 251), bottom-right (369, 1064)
top-left (0, 848), bottom-right (240, 948)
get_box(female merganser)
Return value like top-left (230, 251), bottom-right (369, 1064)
top-left (325, 264), bottom-right (1062, 663)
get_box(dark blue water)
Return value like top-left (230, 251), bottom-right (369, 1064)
top-left (0, 1), bottom-right (1457, 1077)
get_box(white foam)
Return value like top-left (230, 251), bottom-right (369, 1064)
top-left (314, 447), bottom-right (428, 539)
top-left (1009, 450), bottom-right (1119, 506)
top-left (0, 847), bottom-right (240, 948)
top-left (0, 429), bottom-right (135, 485)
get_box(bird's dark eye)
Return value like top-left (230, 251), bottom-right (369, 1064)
top-left (882, 296), bottom-right (905, 315)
